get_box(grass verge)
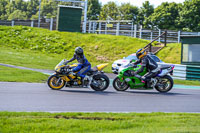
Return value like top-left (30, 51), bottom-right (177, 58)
top-left (174, 79), bottom-right (200, 86)
top-left (0, 112), bottom-right (199, 133)
top-left (0, 65), bottom-right (48, 83)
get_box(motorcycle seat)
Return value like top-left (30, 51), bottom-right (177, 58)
top-left (160, 65), bottom-right (171, 70)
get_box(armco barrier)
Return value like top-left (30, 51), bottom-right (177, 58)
top-left (186, 65), bottom-right (200, 80)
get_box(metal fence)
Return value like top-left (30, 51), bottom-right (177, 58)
top-left (1, 19), bottom-right (200, 43)
top-left (86, 20), bottom-right (200, 43)
top-left (0, 19), bottom-right (56, 31)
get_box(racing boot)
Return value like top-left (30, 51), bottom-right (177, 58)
top-left (150, 78), bottom-right (157, 89)
top-left (81, 76), bottom-right (89, 88)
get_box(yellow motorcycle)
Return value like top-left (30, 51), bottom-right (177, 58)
top-left (47, 59), bottom-right (110, 91)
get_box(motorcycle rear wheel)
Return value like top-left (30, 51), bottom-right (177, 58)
top-left (47, 75), bottom-right (66, 90)
top-left (155, 75), bottom-right (173, 93)
top-left (113, 77), bottom-right (129, 91)
top-left (90, 74), bottom-right (109, 91)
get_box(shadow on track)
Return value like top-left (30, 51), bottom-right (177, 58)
top-left (58, 89), bottom-right (117, 95)
top-left (125, 90), bottom-right (190, 96)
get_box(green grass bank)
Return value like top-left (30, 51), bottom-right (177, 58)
top-left (0, 65), bottom-right (48, 82)
top-left (0, 25), bottom-right (181, 67)
top-left (0, 112), bottom-right (199, 133)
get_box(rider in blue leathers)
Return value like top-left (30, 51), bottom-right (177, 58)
top-left (64, 47), bottom-right (91, 80)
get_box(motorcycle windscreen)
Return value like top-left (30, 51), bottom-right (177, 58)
top-left (55, 59), bottom-right (67, 70)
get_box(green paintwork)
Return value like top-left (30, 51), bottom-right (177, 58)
top-left (181, 36), bottom-right (200, 65)
top-left (181, 36), bottom-right (200, 44)
top-left (117, 64), bottom-right (149, 89)
top-left (57, 6), bottom-right (82, 32)
top-left (186, 65), bottom-right (200, 81)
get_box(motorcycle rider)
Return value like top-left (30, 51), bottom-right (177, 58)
top-left (131, 48), bottom-right (160, 88)
top-left (64, 47), bottom-right (91, 85)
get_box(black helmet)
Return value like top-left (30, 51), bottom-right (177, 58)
top-left (136, 48), bottom-right (147, 59)
top-left (75, 47), bottom-right (83, 56)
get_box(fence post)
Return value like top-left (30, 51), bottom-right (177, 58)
top-left (50, 18), bottom-right (53, 31)
top-left (116, 22), bottom-right (120, 36)
top-left (92, 22), bottom-right (95, 33)
top-left (158, 29), bottom-right (161, 42)
top-left (11, 20), bottom-right (14, 26)
top-left (149, 44), bottom-right (152, 53)
top-left (105, 22), bottom-right (107, 34)
top-left (151, 30), bottom-right (153, 41)
top-left (139, 25), bottom-right (142, 39)
top-left (164, 30), bottom-right (167, 46)
top-left (178, 31), bottom-right (181, 43)
top-left (99, 22), bottom-right (101, 34)
top-left (88, 21), bottom-right (91, 33)
top-left (131, 22), bottom-right (133, 37)
top-left (134, 24), bottom-right (137, 38)
top-left (31, 20), bottom-right (34, 27)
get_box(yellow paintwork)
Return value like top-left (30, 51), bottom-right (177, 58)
top-left (61, 76), bottom-right (70, 82)
top-left (55, 65), bottom-right (65, 72)
top-left (97, 63), bottom-right (108, 71)
top-left (70, 64), bottom-right (78, 67)
top-left (69, 74), bottom-right (77, 79)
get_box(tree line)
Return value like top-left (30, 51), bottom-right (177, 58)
top-left (0, 0), bottom-right (200, 31)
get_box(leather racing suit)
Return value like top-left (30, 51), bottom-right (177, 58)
top-left (133, 54), bottom-right (160, 82)
top-left (65, 53), bottom-right (91, 78)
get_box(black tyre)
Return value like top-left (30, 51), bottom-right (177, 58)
top-left (47, 75), bottom-right (66, 90)
top-left (113, 77), bottom-right (129, 91)
top-left (90, 74), bottom-right (110, 91)
top-left (155, 75), bottom-right (173, 93)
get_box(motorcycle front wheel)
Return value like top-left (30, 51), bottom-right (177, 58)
top-left (90, 74), bottom-right (110, 91)
top-left (155, 75), bottom-right (173, 93)
top-left (47, 75), bottom-right (66, 90)
top-left (113, 77), bottom-right (129, 91)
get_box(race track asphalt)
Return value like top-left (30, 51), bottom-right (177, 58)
top-left (0, 82), bottom-right (200, 112)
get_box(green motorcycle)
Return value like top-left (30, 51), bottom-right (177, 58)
top-left (112, 63), bottom-right (175, 93)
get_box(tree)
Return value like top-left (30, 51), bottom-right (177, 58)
top-left (41, 0), bottom-right (57, 19)
top-left (149, 2), bottom-right (180, 30)
top-left (137, 1), bottom-right (154, 28)
top-left (87, 0), bottom-right (101, 20)
top-left (27, 0), bottom-right (39, 18)
top-left (99, 2), bottom-right (119, 20)
top-left (0, 0), bottom-right (9, 20)
top-left (119, 3), bottom-right (139, 22)
top-left (8, 9), bottom-right (27, 20)
top-left (178, 0), bottom-right (200, 31)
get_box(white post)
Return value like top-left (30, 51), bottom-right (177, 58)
top-left (158, 29), bottom-right (161, 42)
top-left (88, 21), bottom-right (91, 33)
top-left (11, 20), bottom-right (14, 26)
top-left (105, 22), bottom-right (107, 34)
top-left (178, 31), bottom-right (181, 43)
top-left (139, 25), bottom-right (142, 39)
top-left (83, 0), bottom-right (88, 33)
top-left (134, 25), bottom-right (137, 38)
top-left (99, 22), bottom-right (101, 34)
top-left (92, 22), bottom-right (95, 33)
top-left (50, 18), bottom-right (53, 31)
top-left (151, 31), bottom-right (153, 41)
top-left (131, 22), bottom-right (133, 37)
top-left (31, 20), bottom-right (34, 27)
top-left (38, 0), bottom-right (41, 27)
top-left (116, 22), bottom-right (120, 36)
